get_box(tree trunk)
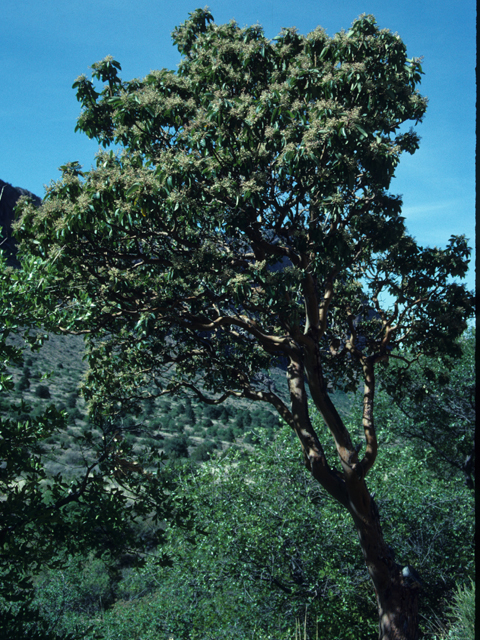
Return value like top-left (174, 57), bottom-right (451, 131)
top-left (347, 491), bottom-right (420, 640)
top-left (286, 353), bottom-right (421, 639)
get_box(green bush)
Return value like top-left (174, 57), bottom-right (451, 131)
top-left (164, 434), bottom-right (190, 459)
top-left (234, 414), bottom-right (245, 429)
top-left (143, 397), bottom-right (156, 416)
top-left (24, 418), bottom-right (474, 640)
top-left (35, 384), bottom-right (51, 399)
top-left (170, 403), bottom-right (185, 419)
top-left (160, 417), bottom-right (173, 431)
top-left (244, 430), bottom-right (260, 444)
top-left (190, 440), bottom-right (217, 462)
top-left (16, 376), bottom-right (30, 391)
top-left (122, 415), bottom-right (136, 431)
top-left (184, 403), bottom-right (195, 425)
top-left (204, 405), bottom-right (222, 420)
top-left (33, 554), bottom-right (115, 635)
top-left (206, 425), bottom-right (218, 438)
top-left (67, 408), bottom-right (83, 424)
top-left (161, 400), bottom-right (172, 412)
top-left (66, 392), bottom-right (77, 408)
top-left (446, 580), bottom-right (475, 640)
top-left (218, 407), bottom-right (229, 423)
top-left (223, 427), bottom-right (235, 442)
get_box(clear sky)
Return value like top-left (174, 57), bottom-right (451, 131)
top-left (0, 0), bottom-right (475, 291)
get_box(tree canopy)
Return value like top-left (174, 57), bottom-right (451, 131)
top-left (14, 9), bottom-right (474, 639)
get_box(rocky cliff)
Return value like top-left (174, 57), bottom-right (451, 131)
top-left (0, 179), bottom-right (42, 265)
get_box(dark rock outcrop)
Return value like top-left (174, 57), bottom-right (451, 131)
top-left (0, 179), bottom-right (42, 265)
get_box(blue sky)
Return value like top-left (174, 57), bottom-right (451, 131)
top-left (0, 0), bottom-right (475, 291)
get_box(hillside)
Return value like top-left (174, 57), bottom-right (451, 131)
top-left (4, 331), bottom-right (355, 476)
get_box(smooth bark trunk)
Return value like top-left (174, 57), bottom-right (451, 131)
top-left (347, 491), bottom-right (420, 640)
top-left (286, 351), bottom-right (421, 639)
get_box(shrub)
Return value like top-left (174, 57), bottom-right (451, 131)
top-left (206, 425), bottom-right (218, 438)
top-left (223, 427), bottom-right (235, 442)
top-left (66, 392), bottom-right (77, 408)
top-left (147, 418), bottom-right (162, 430)
top-left (143, 397), bottom-right (156, 415)
top-left (164, 434), bottom-right (190, 459)
top-left (234, 414), bottom-right (244, 429)
top-left (244, 430), bottom-right (260, 444)
top-left (204, 405), bottom-right (222, 420)
top-left (16, 376), bottom-right (30, 391)
top-left (122, 415), bottom-right (136, 431)
top-left (446, 580), bottom-right (475, 640)
top-left (161, 400), bottom-right (172, 412)
top-left (34, 553), bottom-right (115, 633)
top-left (191, 440), bottom-right (217, 462)
top-left (67, 408), bottom-right (83, 424)
top-left (161, 417), bottom-right (173, 432)
top-left (35, 384), bottom-right (51, 399)
top-left (170, 403), bottom-right (185, 418)
top-left (185, 403), bottom-right (195, 425)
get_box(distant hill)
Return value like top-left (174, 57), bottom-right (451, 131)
top-left (0, 179), bottom-right (42, 265)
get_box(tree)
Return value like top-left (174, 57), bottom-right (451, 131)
top-left (14, 10), bottom-right (474, 639)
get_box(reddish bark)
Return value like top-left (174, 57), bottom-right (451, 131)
top-left (285, 349), bottom-right (421, 640)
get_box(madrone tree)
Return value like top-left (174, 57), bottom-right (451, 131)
top-left (15, 10), bottom-right (474, 640)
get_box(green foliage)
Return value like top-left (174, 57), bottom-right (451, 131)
top-left (0, 251), bottom-right (191, 639)
top-left (66, 392), bottom-right (77, 408)
top-left (365, 327), bottom-right (475, 488)
top-left (164, 434), bottom-right (190, 459)
top-left (34, 554), bottom-right (114, 627)
top-left (14, 8), bottom-right (472, 416)
top-left (223, 426), bottom-right (235, 442)
top-left (446, 580), bottom-right (475, 640)
top-left (16, 374), bottom-right (30, 391)
top-left (428, 579), bottom-right (476, 640)
top-left (30, 422), bottom-right (473, 639)
top-left (184, 400), bottom-right (195, 424)
top-left (190, 440), bottom-right (217, 462)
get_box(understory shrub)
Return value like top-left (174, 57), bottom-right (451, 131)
top-left (29, 412), bottom-right (473, 640)
top-left (35, 384), bottom-right (51, 399)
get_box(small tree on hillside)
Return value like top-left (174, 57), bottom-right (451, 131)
top-left (15, 10), bottom-right (474, 639)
